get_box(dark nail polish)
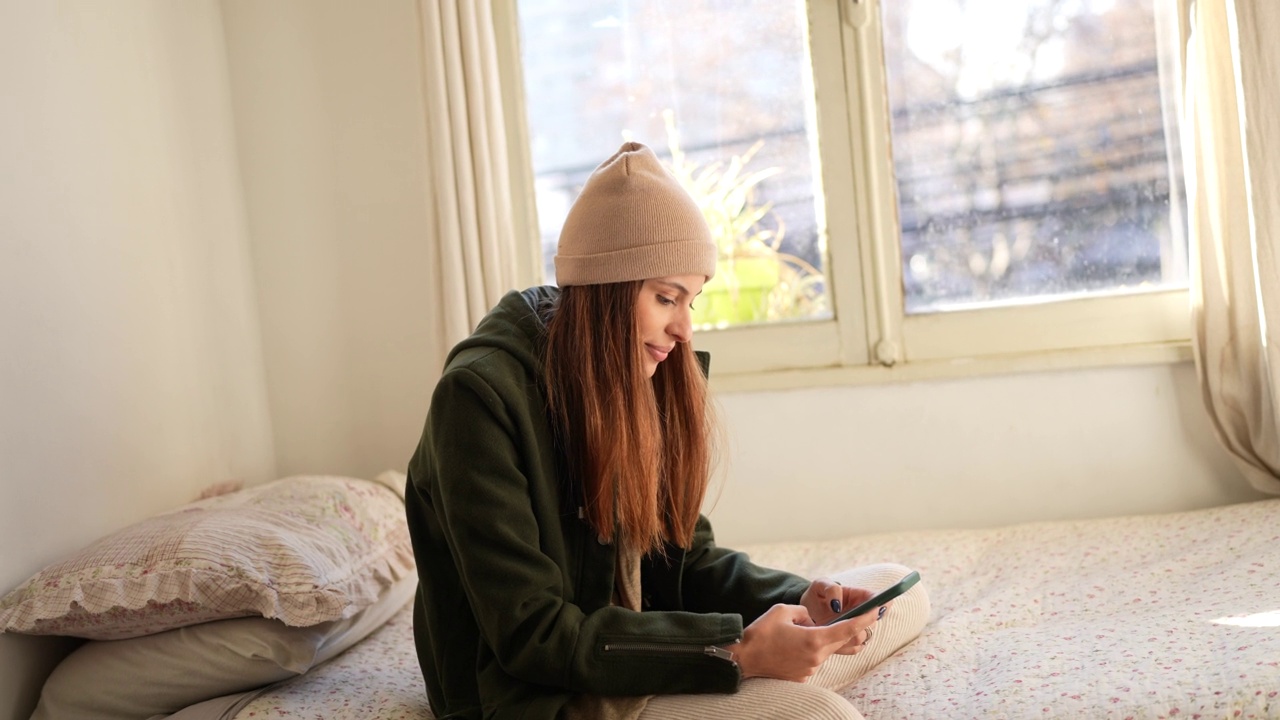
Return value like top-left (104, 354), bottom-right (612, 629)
top-left (830, 599), bottom-right (841, 613)
top-left (877, 605), bottom-right (887, 619)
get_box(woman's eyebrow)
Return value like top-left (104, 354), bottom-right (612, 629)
top-left (655, 280), bottom-right (701, 297)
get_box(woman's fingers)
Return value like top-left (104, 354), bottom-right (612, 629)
top-left (821, 616), bottom-right (863, 650)
top-left (799, 577), bottom-right (846, 623)
top-left (738, 604), bottom-right (869, 681)
top-left (826, 606), bottom-right (888, 655)
top-left (840, 585), bottom-right (875, 611)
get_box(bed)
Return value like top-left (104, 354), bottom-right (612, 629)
top-left (5, 474), bottom-right (1279, 720)
top-left (177, 495), bottom-right (1280, 719)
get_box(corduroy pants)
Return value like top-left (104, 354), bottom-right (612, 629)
top-left (638, 563), bottom-right (931, 720)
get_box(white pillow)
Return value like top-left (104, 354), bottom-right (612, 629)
top-left (29, 575), bottom-right (417, 720)
top-left (0, 475), bottom-right (414, 640)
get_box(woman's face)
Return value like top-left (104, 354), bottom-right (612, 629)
top-left (635, 274), bottom-right (705, 378)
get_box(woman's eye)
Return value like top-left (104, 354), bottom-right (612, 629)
top-left (657, 295), bottom-right (675, 306)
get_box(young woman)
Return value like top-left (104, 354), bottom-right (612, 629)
top-left (405, 142), bottom-right (929, 720)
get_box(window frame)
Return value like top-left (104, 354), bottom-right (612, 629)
top-left (493, 0), bottom-right (1194, 390)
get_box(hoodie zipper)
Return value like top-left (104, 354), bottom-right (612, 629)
top-left (602, 640), bottom-right (740, 663)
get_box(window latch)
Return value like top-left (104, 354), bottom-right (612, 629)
top-left (843, 0), bottom-right (870, 28)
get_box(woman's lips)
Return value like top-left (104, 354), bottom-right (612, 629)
top-left (646, 344), bottom-right (672, 363)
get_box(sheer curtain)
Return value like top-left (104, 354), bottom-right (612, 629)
top-left (418, 0), bottom-right (519, 350)
top-left (1183, 0), bottom-right (1280, 493)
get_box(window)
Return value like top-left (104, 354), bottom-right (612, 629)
top-left (495, 0), bottom-right (1190, 383)
top-left (513, 1), bottom-right (831, 330)
top-left (883, 0), bottom-right (1187, 313)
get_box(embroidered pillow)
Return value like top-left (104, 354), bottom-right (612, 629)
top-left (28, 575), bottom-right (417, 720)
top-left (0, 474), bottom-right (414, 640)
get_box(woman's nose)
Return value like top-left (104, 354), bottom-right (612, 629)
top-left (668, 309), bottom-right (692, 343)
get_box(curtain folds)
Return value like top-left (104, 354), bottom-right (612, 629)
top-left (1183, 0), bottom-right (1280, 493)
top-left (419, 0), bottom-right (518, 351)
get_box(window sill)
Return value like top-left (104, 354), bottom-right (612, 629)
top-left (707, 340), bottom-right (1193, 394)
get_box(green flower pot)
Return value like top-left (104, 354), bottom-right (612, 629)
top-left (692, 256), bottom-right (780, 327)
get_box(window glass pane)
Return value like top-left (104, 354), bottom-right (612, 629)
top-left (517, 0), bottom-right (831, 328)
top-left (882, 0), bottom-right (1188, 313)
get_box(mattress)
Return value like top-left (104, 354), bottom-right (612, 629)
top-left (222, 498), bottom-right (1280, 719)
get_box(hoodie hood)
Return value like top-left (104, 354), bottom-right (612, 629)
top-left (444, 286), bottom-right (559, 377)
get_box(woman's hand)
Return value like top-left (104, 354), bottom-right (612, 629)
top-left (719, 604), bottom-right (861, 682)
top-left (799, 577), bottom-right (887, 654)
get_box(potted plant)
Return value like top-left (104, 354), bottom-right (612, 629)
top-left (661, 113), bottom-right (826, 327)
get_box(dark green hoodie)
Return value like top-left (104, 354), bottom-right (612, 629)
top-left (405, 287), bottom-right (811, 720)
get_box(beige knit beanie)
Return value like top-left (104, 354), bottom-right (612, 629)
top-left (554, 141), bottom-right (717, 286)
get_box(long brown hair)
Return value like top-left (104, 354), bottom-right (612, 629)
top-left (543, 282), bottom-right (715, 553)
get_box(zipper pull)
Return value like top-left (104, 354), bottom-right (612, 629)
top-left (704, 645), bottom-right (737, 663)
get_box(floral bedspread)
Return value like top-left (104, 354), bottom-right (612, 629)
top-left (750, 498), bottom-right (1280, 720)
top-left (231, 499), bottom-right (1280, 720)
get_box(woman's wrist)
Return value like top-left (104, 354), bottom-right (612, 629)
top-left (719, 641), bottom-right (752, 677)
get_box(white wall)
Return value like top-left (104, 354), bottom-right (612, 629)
top-left (220, 0), bottom-right (442, 483)
top-left (0, 2), bottom-right (274, 718)
top-left (710, 362), bottom-right (1260, 547)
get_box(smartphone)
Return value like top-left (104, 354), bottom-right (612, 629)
top-left (823, 570), bottom-right (921, 626)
